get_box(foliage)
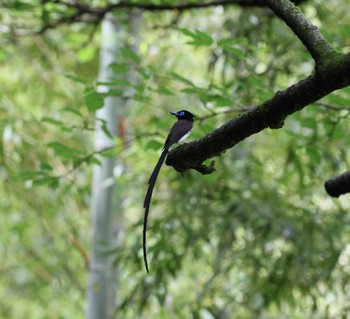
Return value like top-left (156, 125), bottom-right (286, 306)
top-left (1, 0), bottom-right (350, 318)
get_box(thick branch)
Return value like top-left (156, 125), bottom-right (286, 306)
top-left (33, 0), bottom-right (305, 34)
top-left (263, 0), bottom-right (333, 63)
top-left (53, 0), bottom-right (307, 12)
top-left (95, 0), bottom-right (306, 11)
top-left (166, 0), bottom-right (348, 173)
top-left (166, 53), bottom-right (350, 173)
top-left (325, 171), bottom-right (350, 198)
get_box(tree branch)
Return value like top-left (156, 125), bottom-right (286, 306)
top-left (262, 0), bottom-right (333, 63)
top-left (48, 0), bottom-right (306, 12)
top-left (93, 0), bottom-right (306, 11)
top-left (325, 171), bottom-right (350, 198)
top-left (166, 58), bottom-right (350, 173)
top-left (32, 0), bottom-right (304, 34)
top-left (166, 0), bottom-right (350, 174)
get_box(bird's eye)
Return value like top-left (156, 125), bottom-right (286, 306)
top-left (179, 111), bottom-right (185, 116)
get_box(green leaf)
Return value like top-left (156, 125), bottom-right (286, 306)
top-left (7, 1), bottom-right (34, 10)
top-left (181, 87), bottom-right (198, 94)
top-left (306, 147), bottom-right (321, 165)
top-left (47, 142), bottom-right (81, 158)
top-left (107, 89), bottom-right (124, 97)
top-left (339, 24), bottom-right (350, 39)
top-left (178, 28), bottom-right (195, 37)
top-left (101, 121), bottom-right (114, 139)
top-left (87, 156), bottom-right (102, 166)
top-left (0, 50), bottom-right (6, 62)
top-left (34, 176), bottom-right (60, 189)
top-left (18, 170), bottom-right (43, 180)
top-left (49, 178), bottom-right (60, 189)
top-left (169, 71), bottom-right (194, 86)
top-left (42, 117), bottom-right (63, 126)
top-left (178, 28), bottom-right (213, 46)
top-left (222, 46), bottom-right (245, 58)
top-left (97, 78), bottom-right (133, 87)
top-left (64, 73), bottom-right (87, 85)
top-left (84, 92), bottom-right (104, 112)
top-left (217, 38), bottom-right (246, 57)
top-left (300, 117), bottom-right (317, 130)
top-left (120, 47), bottom-right (140, 62)
top-left (137, 66), bottom-right (152, 79)
top-left (40, 162), bottom-right (53, 171)
top-left (156, 87), bottom-right (174, 96)
top-left (61, 107), bottom-right (83, 117)
top-left (212, 96), bottom-right (232, 107)
top-left (77, 47), bottom-right (96, 63)
top-left (327, 93), bottom-right (350, 106)
top-left (332, 128), bottom-right (347, 140)
top-left (100, 147), bottom-right (118, 158)
top-left (110, 62), bottom-right (129, 74)
top-left (146, 140), bottom-right (163, 151)
top-left (217, 38), bottom-right (239, 47)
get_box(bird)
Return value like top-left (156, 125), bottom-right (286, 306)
top-left (143, 110), bottom-right (195, 273)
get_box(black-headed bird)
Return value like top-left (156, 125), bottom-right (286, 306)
top-left (143, 110), bottom-right (195, 273)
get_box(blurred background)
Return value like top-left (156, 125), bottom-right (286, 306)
top-left (1, 0), bottom-right (350, 318)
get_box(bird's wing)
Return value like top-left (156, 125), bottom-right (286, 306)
top-left (164, 120), bottom-right (193, 149)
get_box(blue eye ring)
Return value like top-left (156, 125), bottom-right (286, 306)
top-left (179, 111), bottom-right (185, 116)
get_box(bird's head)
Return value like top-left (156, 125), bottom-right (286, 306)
top-left (170, 110), bottom-right (195, 122)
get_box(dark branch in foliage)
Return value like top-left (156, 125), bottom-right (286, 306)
top-left (166, 0), bottom-right (350, 174)
top-left (82, 0), bottom-right (306, 11)
top-left (0, 0), bottom-right (306, 35)
top-left (34, 0), bottom-right (306, 34)
top-left (325, 171), bottom-right (350, 198)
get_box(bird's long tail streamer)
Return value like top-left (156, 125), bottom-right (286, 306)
top-left (143, 148), bottom-right (168, 273)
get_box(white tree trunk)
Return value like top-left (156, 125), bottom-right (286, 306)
top-left (86, 13), bottom-right (122, 319)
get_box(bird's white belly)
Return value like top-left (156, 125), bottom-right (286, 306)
top-left (179, 130), bottom-right (192, 142)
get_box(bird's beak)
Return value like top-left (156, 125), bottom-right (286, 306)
top-left (170, 111), bottom-right (178, 116)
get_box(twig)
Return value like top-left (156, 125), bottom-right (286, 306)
top-left (314, 102), bottom-right (350, 111)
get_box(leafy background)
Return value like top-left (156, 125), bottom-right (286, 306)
top-left (1, 0), bottom-right (350, 318)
